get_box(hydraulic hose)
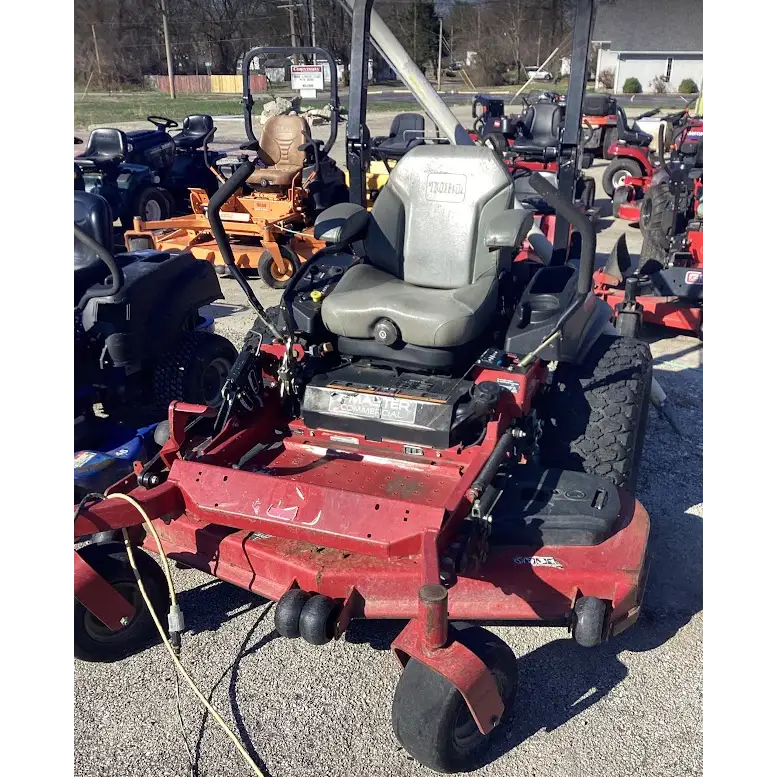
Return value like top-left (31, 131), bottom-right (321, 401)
top-left (74, 224), bottom-right (122, 309)
top-left (206, 160), bottom-right (283, 341)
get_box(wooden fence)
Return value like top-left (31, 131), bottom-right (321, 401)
top-left (150, 74), bottom-right (267, 94)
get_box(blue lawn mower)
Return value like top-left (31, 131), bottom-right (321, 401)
top-left (74, 114), bottom-right (223, 229)
top-left (74, 190), bottom-right (237, 499)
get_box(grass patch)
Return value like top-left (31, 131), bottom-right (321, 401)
top-left (74, 90), bottom-right (474, 129)
top-left (75, 93), bottom-right (256, 129)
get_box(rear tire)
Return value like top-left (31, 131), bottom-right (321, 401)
top-left (639, 183), bottom-right (673, 270)
top-left (602, 158), bottom-right (643, 198)
top-left (122, 186), bottom-right (170, 230)
top-left (391, 626), bottom-right (517, 773)
top-left (153, 330), bottom-right (237, 411)
top-left (602, 127), bottom-right (619, 160)
top-left (539, 335), bottom-right (652, 491)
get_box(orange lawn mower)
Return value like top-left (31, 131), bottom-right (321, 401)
top-left (125, 46), bottom-right (348, 289)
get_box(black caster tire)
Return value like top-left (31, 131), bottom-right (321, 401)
top-left (275, 589), bottom-right (312, 638)
top-left (74, 543), bottom-right (169, 662)
top-left (572, 596), bottom-right (607, 647)
top-left (615, 312), bottom-right (640, 339)
top-left (602, 158), bottom-right (643, 198)
top-left (391, 625), bottom-right (517, 773)
top-left (258, 246), bottom-right (301, 289)
top-left (482, 133), bottom-right (507, 153)
top-left (612, 186), bottom-right (631, 219)
top-left (298, 594), bottom-right (339, 645)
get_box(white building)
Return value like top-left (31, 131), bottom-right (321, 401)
top-left (593, 0), bottom-right (702, 93)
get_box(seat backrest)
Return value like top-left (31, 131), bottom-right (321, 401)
top-left (388, 113), bottom-right (425, 146)
top-left (260, 115), bottom-right (310, 167)
top-left (182, 114), bottom-right (214, 135)
top-left (524, 103), bottom-right (562, 144)
top-left (83, 128), bottom-right (128, 161)
top-left (366, 145), bottom-right (515, 289)
top-left (616, 107), bottom-right (629, 139)
top-left (74, 191), bottom-right (113, 273)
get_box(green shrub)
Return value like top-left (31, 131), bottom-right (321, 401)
top-left (622, 77), bottom-right (642, 94)
top-left (679, 78), bottom-right (698, 94)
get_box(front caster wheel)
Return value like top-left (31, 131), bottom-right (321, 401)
top-left (74, 543), bottom-right (169, 662)
top-left (572, 596), bottom-right (607, 647)
top-left (391, 626), bottom-right (518, 773)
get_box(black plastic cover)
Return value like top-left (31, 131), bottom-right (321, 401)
top-left (80, 251), bottom-right (222, 367)
top-left (489, 466), bottom-right (621, 546)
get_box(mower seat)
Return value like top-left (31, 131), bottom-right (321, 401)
top-left (78, 128), bottom-right (129, 166)
top-left (513, 103), bottom-right (562, 158)
top-left (172, 114), bottom-right (215, 150)
top-left (616, 107), bottom-right (651, 147)
top-left (372, 113), bottom-right (425, 160)
top-left (247, 115), bottom-right (311, 189)
top-left (319, 145), bottom-right (531, 353)
top-left (74, 191), bottom-right (114, 305)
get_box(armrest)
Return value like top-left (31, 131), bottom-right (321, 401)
top-left (484, 209), bottom-right (534, 251)
top-left (313, 203), bottom-right (370, 244)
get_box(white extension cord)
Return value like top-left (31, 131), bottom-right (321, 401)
top-left (106, 492), bottom-right (266, 777)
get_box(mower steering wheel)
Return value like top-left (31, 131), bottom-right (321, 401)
top-left (147, 115), bottom-right (179, 131)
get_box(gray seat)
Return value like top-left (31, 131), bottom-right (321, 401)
top-left (320, 145), bottom-right (528, 350)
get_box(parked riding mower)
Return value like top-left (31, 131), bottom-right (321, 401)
top-left (603, 106), bottom-right (703, 225)
top-left (358, 112), bottom-right (427, 206)
top-left (74, 2), bottom-right (653, 772)
top-left (125, 47), bottom-right (348, 289)
top-left (594, 126), bottom-right (703, 337)
top-left (74, 190), bottom-right (237, 500)
top-left (74, 114), bottom-right (223, 229)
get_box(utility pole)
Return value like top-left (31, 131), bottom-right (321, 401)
top-left (91, 24), bottom-right (103, 86)
top-left (536, 10), bottom-right (543, 67)
top-left (477, 5), bottom-right (481, 51)
top-left (160, 0), bottom-right (176, 98)
top-left (437, 16), bottom-right (443, 89)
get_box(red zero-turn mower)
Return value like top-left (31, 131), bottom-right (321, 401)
top-left (594, 124), bottom-right (703, 337)
top-left (74, 1), bottom-right (652, 773)
top-left (605, 107), bottom-right (703, 226)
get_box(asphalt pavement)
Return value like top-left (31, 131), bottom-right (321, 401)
top-left (74, 117), bottom-right (703, 777)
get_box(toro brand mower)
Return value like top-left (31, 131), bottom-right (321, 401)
top-left (74, 190), bottom-right (237, 499)
top-left (603, 106), bottom-right (703, 225)
top-left (594, 125), bottom-right (703, 337)
top-left (74, 2), bottom-right (653, 773)
top-left (125, 46), bottom-right (348, 289)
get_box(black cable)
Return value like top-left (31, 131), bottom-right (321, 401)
top-left (74, 492), bottom-right (106, 523)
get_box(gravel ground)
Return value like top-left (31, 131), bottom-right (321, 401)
top-left (74, 127), bottom-right (703, 777)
